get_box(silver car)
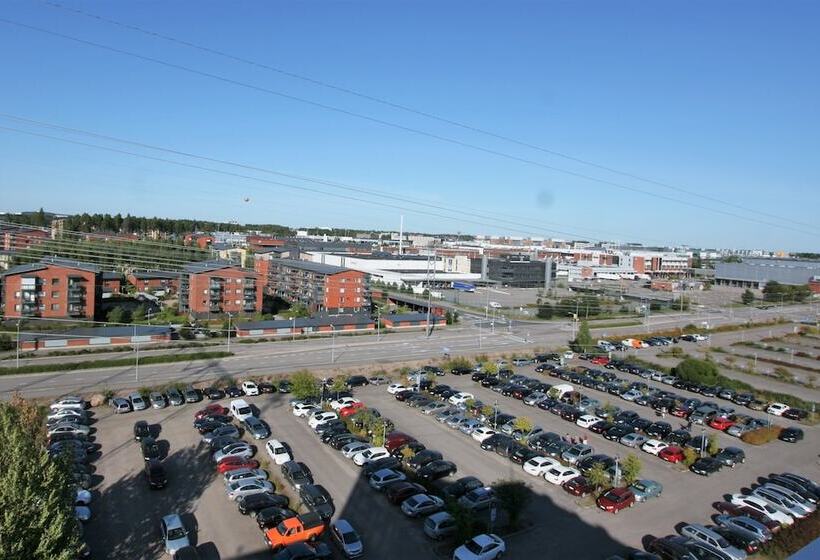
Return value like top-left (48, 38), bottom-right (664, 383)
top-left (679, 523), bottom-right (746, 560)
top-left (47, 408), bottom-right (87, 423)
top-left (226, 479), bottom-right (274, 500)
top-left (202, 424), bottom-right (240, 444)
top-left (459, 419), bottom-right (482, 434)
top-left (213, 442), bottom-right (254, 463)
top-left (128, 392), bottom-right (148, 411)
top-left (714, 515), bottom-right (772, 543)
top-left (753, 487), bottom-right (808, 519)
top-left (149, 392), bottom-right (167, 409)
top-left (160, 514), bottom-right (190, 556)
top-left (110, 398), bottom-right (131, 414)
top-left (331, 519), bottom-right (364, 558)
top-left (47, 422), bottom-right (91, 437)
top-left (223, 468), bottom-right (268, 486)
top-left (761, 484), bottom-right (816, 515)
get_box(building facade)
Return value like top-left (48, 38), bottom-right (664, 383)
top-left (470, 254), bottom-right (555, 287)
top-left (179, 261), bottom-right (262, 316)
top-left (261, 258), bottom-right (368, 314)
top-left (715, 258), bottom-right (820, 289)
top-left (127, 271), bottom-right (180, 294)
top-left (0, 257), bottom-right (101, 319)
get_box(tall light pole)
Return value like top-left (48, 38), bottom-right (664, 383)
top-left (134, 324), bottom-right (140, 382)
top-left (330, 325), bottom-right (336, 364)
top-left (376, 306), bottom-right (381, 341)
top-left (16, 320), bottom-right (21, 369)
top-left (292, 316), bottom-right (296, 342)
top-left (226, 312), bottom-right (232, 352)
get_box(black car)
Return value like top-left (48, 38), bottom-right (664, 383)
top-left (362, 456), bottom-right (402, 476)
top-left (208, 435), bottom-right (239, 451)
top-left (225, 386), bottom-right (243, 398)
top-left (320, 425), bottom-right (350, 443)
top-left (144, 459), bottom-right (167, 489)
top-left (647, 535), bottom-right (697, 559)
top-left (281, 461), bottom-right (314, 489)
top-left (782, 408), bottom-right (808, 420)
top-left (715, 446), bottom-right (745, 467)
top-left (541, 439), bottom-right (572, 458)
top-left (346, 376), bottom-right (369, 388)
top-left (604, 425), bottom-right (632, 441)
top-left (481, 377), bottom-right (501, 388)
top-left (314, 420), bottom-right (346, 435)
top-left (417, 460), bottom-right (457, 481)
top-left (430, 385), bottom-right (452, 395)
top-left (578, 454), bottom-right (614, 474)
top-left (390, 441), bottom-right (426, 458)
top-left (471, 372), bottom-right (488, 382)
top-left (510, 445), bottom-right (538, 465)
top-left (140, 437), bottom-right (161, 461)
top-left (299, 484), bottom-right (334, 521)
top-left (442, 476), bottom-right (484, 500)
top-left (329, 433), bottom-right (366, 450)
top-left (589, 421), bottom-right (614, 435)
top-left (237, 492), bottom-right (290, 515)
top-left (712, 525), bottom-right (761, 555)
top-left (204, 386), bottom-right (225, 400)
top-left (690, 457), bottom-right (723, 476)
top-left (480, 434), bottom-right (513, 452)
top-left (133, 420), bottom-right (150, 442)
top-left (256, 506), bottom-right (298, 530)
top-left (184, 387), bottom-right (202, 403)
top-left (630, 418), bottom-right (652, 433)
top-left (278, 380), bottom-right (293, 393)
top-left (407, 450), bottom-right (443, 472)
top-left (272, 542), bottom-right (332, 560)
top-left (646, 421), bottom-right (672, 439)
top-left (258, 382), bottom-right (277, 394)
top-left (385, 481), bottom-right (427, 505)
top-left (451, 367), bottom-right (472, 376)
top-left (665, 429), bottom-right (692, 446)
top-left (766, 475), bottom-right (819, 504)
top-left (779, 426), bottom-right (804, 443)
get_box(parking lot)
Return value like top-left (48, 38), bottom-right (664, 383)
top-left (82, 354), bottom-right (819, 560)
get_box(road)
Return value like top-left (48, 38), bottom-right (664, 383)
top-left (1, 304), bottom-right (814, 400)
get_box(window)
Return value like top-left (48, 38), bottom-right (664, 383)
top-left (14, 291), bottom-right (20, 298)
top-left (235, 300), bottom-right (241, 305)
top-left (51, 304), bottom-right (60, 311)
top-left (339, 288), bottom-right (345, 293)
top-left (51, 278), bottom-right (59, 285)
top-left (14, 304), bottom-right (20, 311)
top-left (235, 289), bottom-right (241, 294)
top-left (51, 291), bottom-right (60, 298)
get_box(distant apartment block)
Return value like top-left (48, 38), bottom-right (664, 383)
top-left (715, 258), bottom-right (820, 289)
top-left (126, 271), bottom-right (180, 294)
top-left (101, 272), bottom-right (124, 296)
top-left (179, 260), bottom-right (262, 316)
top-left (259, 258), bottom-right (368, 314)
top-left (0, 257), bottom-right (101, 319)
top-left (1, 226), bottom-right (49, 251)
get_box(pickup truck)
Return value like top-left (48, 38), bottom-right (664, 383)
top-left (264, 512), bottom-right (325, 550)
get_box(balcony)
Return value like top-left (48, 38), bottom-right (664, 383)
top-left (209, 303), bottom-right (222, 313)
top-left (68, 305), bottom-right (86, 317)
top-left (243, 303), bottom-right (256, 312)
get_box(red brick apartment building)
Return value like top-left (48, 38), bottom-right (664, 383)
top-left (179, 260), bottom-right (262, 316)
top-left (0, 257), bottom-right (101, 319)
top-left (126, 271), bottom-right (180, 293)
top-left (1, 227), bottom-right (49, 251)
top-left (259, 258), bottom-right (368, 314)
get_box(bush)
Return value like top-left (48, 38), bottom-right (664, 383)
top-left (707, 434), bottom-right (720, 455)
top-left (621, 454), bottom-right (642, 486)
top-left (759, 506), bottom-right (820, 559)
top-left (741, 425), bottom-right (783, 445)
top-left (683, 448), bottom-right (698, 466)
top-left (674, 358), bottom-right (721, 385)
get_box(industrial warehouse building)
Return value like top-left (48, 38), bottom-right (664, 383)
top-left (714, 258), bottom-right (820, 289)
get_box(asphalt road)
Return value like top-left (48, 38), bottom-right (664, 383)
top-left (1, 304), bottom-right (814, 400)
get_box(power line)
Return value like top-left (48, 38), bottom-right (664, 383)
top-left (2, 17), bottom-right (816, 238)
top-left (0, 113), bottom-right (653, 243)
top-left (37, 0), bottom-right (819, 232)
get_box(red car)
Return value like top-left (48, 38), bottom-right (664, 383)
top-left (658, 446), bottom-right (685, 463)
top-left (591, 356), bottom-right (610, 366)
top-left (713, 501), bottom-right (781, 533)
top-left (596, 487), bottom-right (636, 514)
top-left (562, 476), bottom-right (595, 497)
top-left (216, 457), bottom-right (260, 474)
top-left (708, 417), bottom-right (734, 431)
top-left (195, 403), bottom-right (228, 421)
top-left (339, 403), bottom-right (365, 417)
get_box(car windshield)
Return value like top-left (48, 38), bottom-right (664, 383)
top-left (238, 407), bottom-right (251, 415)
top-left (167, 527), bottom-right (186, 540)
top-left (465, 540), bottom-right (484, 554)
top-left (604, 491), bottom-right (624, 502)
top-left (341, 530), bottom-right (360, 544)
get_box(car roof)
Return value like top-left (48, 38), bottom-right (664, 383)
top-left (162, 513), bottom-right (184, 529)
top-left (471, 534), bottom-right (498, 546)
top-left (332, 519), bottom-right (355, 533)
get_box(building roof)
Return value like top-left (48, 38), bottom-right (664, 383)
top-left (383, 313), bottom-right (442, 323)
top-left (1, 256), bottom-right (101, 277)
top-left (130, 270), bottom-right (180, 280)
top-left (183, 259), bottom-right (250, 274)
top-left (101, 272), bottom-right (123, 280)
top-left (329, 252), bottom-right (430, 261)
top-left (19, 325), bottom-right (173, 342)
top-left (272, 258), bottom-right (351, 275)
top-left (237, 314), bottom-right (374, 330)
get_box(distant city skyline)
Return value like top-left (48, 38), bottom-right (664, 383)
top-left (0, 1), bottom-right (818, 250)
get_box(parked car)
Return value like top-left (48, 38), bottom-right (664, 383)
top-left (226, 479), bottom-right (275, 501)
top-left (690, 457), bottom-right (724, 477)
top-left (281, 461), bottom-right (314, 489)
top-left (299, 484), bottom-right (335, 521)
top-left (679, 523), bottom-right (747, 560)
top-left (401, 493), bottom-right (445, 518)
top-left (385, 481), bottom-right (427, 505)
top-left (266, 439), bottom-right (293, 465)
top-left (597, 487), bottom-right (636, 514)
top-left (424, 511), bottom-right (457, 540)
top-left (167, 388), bottom-right (185, 406)
top-left (544, 465), bottom-right (580, 486)
top-left (330, 519), bottom-right (363, 558)
top-left (779, 427), bottom-right (804, 443)
top-left (216, 457), bottom-right (259, 474)
top-left (241, 381), bottom-right (260, 396)
top-left (629, 479), bottom-right (663, 502)
top-left (368, 469), bottom-right (407, 491)
top-left (715, 447), bottom-right (746, 468)
top-left (452, 533), bottom-right (505, 560)
top-left (417, 460), bottom-right (457, 481)
top-left (110, 397), bottom-right (132, 414)
top-left (149, 392), bottom-right (167, 409)
top-left (244, 417), bottom-right (271, 440)
top-left (160, 513), bottom-right (190, 556)
top-left (442, 477), bottom-right (484, 500)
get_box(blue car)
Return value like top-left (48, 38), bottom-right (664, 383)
top-left (629, 479), bottom-right (663, 502)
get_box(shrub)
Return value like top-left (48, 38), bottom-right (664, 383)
top-left (707, 434), bottom-right (720, 456)
top-left (759, 504), bottom-right (820, 559)
top-left (682, 448), bottom-right (698, 466)
top-left (586, 463), bottom-right (609, 491)
top-left (621, 454), bottom-right (642, 486)
top-left (741, 425), bottom-right (783, 445)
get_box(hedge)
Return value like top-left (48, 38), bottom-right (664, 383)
top-left (0, 351), bottom-right (234, 376)
top-left (740, 426), bottom-right (783, 445)
top-left (759, 507), bottom-right (820, 559)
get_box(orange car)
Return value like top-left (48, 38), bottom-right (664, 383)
top-left (264, 513), bottom-right (325, 551)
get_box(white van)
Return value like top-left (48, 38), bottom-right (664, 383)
top-left (230, 399), bottom-right (254, 422)
top-left (549, 383), bottom-right (575, 400)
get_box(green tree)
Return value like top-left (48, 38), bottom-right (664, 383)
top-left (572, 320), bottom-right (593, 353)
top-left (0, 399), bottom-right (81, 560)
top-left (482, 362), bottom-right (498, 375)
top-left (621, 454), bottom-right (642, 486)
top-left (491, 479), bottom-right (532, 530)
top-left (707, 434), bottom-right (720, 456)
top-left (0, 333), bottom-right (14, 352)
top-left (536, 304), bottom-right (554, 319)
top-left (480, 405), bottom-right (495, 420)
top-left (131, 304), bottom-right (146, 322)
top-left (741, 289), bottom-right (755, 305)
top-left (674, 358), bottom-right (720, 385)
top-left (683, 447), bottom-right (698, 466)
top-left (329, 377), bottom-right (348, 399)
top-left (512, 416), bottom-right (534, 439)
top-left (447, 503), bottom-right (478, 544)
top-left (290, 370), bottom-right (319, 400)
top-left (106, 306), bottom-right (128, 324)
top-left (586, 462), bottom-right (609, 492)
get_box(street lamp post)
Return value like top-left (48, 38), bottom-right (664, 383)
top-left (331, 325), bottom-right (336, 364)
top-left (376, 307), bottom-right (381, 341)
top-left (699, 426), bottom-right (705, 457)
top-left (226, 312), bottom-right (232, 352)
top-left (16, 320), bottom-right (21, 369)
top-left (292, 316), bottom-right (296, 342)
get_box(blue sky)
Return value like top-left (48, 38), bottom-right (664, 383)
top-left (0, 1), bottom-right (818, 250)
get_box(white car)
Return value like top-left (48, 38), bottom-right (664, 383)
top-left (308, 411), bottom-right (338, 429)
top-left (293, 403), bottom-right (319, 417)
top-left (448, 392), bottom-right (474, 406)
top-left (522, 456), bottom-right (559, 477)
top-left (241, 381), bottom-right (259, 396)
top-left (160, 514), bottom-right (190, 556)
top-left (265, 439), bottom-right (292, 465)
top-left (400, 494), bottom-right (445, 518)
top-left (544, 466), bottom-right (580, 486)
top-left (621, 389), bottom-right (643, 402)
top-left (471, 427), bottom-right (497, 443)
top-left (50, 396), bottom-right (86, 412)
top-left (341, 441), bottom-right (372, 459)
top-left (729, 493), bottom-right (794, 526)
top-left (692, 334), bottom-right (708, 342)
top-left (226, 479), bottom-right (274, 500)
top-left (387, 384), bottom-right (409, 395)
top-left (641, 439), bottom-right (669, 456)
top-left (453, 533), bottom-right (506, 560)
top-left (562, 351), bottom-right (574, 360)
top-left (331, 397), bottom-right (360, 411)
top-left (47, 408), bottom-right (86, 423)
top-left (766, 402), bottom-right (789, 416)
top-left (353, 446), bottom-right (390, 466)
top-left (576, 415), bottom-right (602, 429)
